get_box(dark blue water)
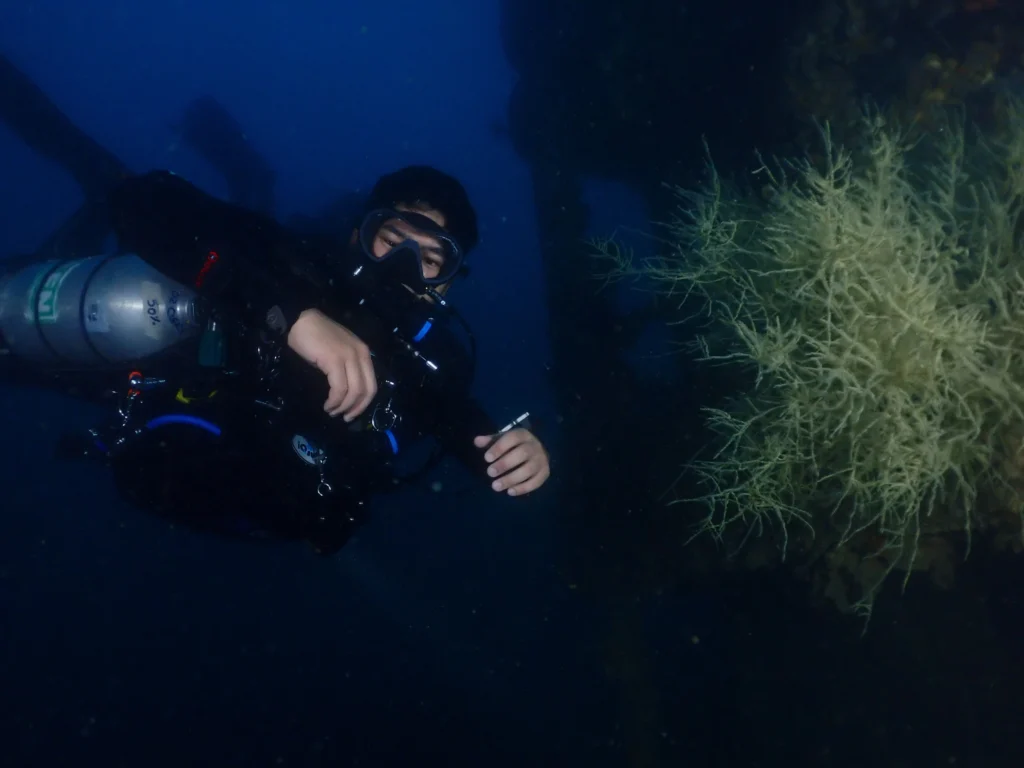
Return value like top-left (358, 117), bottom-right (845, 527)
top-left (0, 2), bottom-right (720, 765)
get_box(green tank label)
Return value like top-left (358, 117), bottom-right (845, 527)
top-left (35, 261), bottom-right (78, 324)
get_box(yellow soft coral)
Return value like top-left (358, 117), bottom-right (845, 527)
top-left (600, 102), bottom-right (1024, 617)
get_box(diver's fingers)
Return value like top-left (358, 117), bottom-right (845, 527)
top-left (332, 356), bottom-right (363, 418)
top-left (502, 460), bottom-right (549, 497)
top-left (487, 444), bottom-right (530, 480)
top-left (482, 430), bottom-right (526, 463)
top-left (344, 347), bottom-right (377, 422)
top-left (323, 360), bottom-right (350, 415)
top-left (492, 462), bottom-right (532, 492)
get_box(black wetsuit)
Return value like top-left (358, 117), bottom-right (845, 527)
top-left (37, 171), bottom-right (497, 554)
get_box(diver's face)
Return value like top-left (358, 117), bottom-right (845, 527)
top-left (374, 205), bottom-right (448, 285)
top-left (354, 203), bottom-right (451, 295)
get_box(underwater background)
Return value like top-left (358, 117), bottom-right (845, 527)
top-left (1, 0), bottom-right (1024, 766)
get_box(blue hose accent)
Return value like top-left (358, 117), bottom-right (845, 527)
top-left (384, 429), bottom-right (399, 454)
top-left (145, 413), bottom-right (223, 436)
top-left (412, 320), bottom-right (432, 342)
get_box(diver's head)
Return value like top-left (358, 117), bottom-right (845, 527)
top-left (353, 166), bottom-right (479, 295)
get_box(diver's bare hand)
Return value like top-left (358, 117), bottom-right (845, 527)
top-left (473, 428), bottom-right (551, 496)
top-left (286, 308), bottom-right (377, 420)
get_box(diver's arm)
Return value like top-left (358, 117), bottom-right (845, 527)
top-left (404, 320), bottom-right (499, 481)
top-left (430, 393), bottom-right (499, 482)
top-left (109, 170), bottom-right (328, 335)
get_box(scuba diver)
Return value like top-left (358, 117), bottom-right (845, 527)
top-left (0, 165), bottom-right (551, 554)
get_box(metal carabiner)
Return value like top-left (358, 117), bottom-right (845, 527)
top-left (316, 452), bottom-right (333, 497)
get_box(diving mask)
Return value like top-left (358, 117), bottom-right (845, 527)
top-left (358, 208), bottom-right (465, 287)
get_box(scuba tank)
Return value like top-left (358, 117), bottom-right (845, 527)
top-left (0, 253), bottom-right (202, 366)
